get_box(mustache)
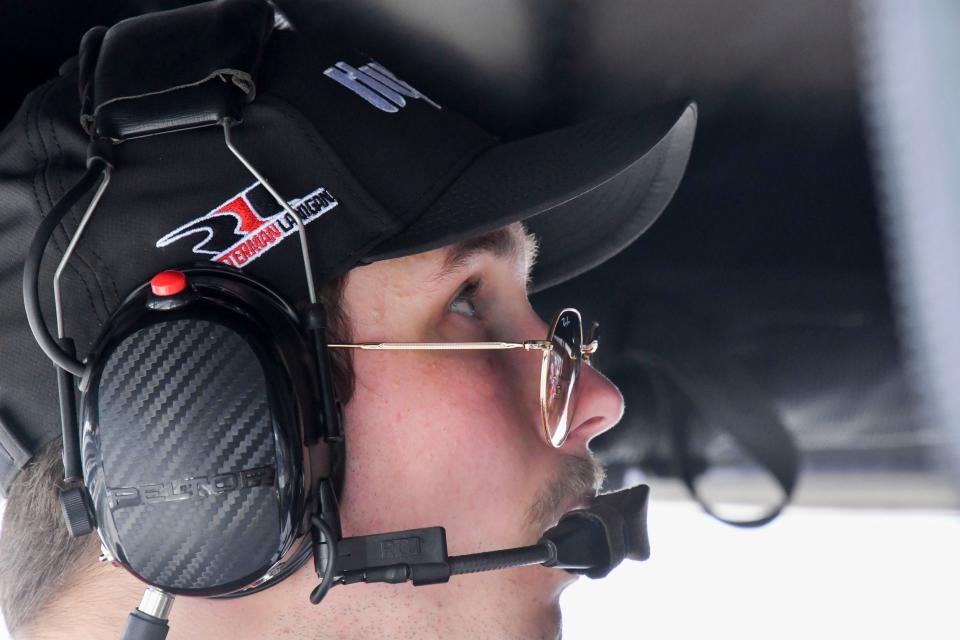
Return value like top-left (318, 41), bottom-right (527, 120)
top-left (526, 454), bottom-right (606, 530)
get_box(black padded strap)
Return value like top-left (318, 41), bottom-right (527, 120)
top-left (79, 0), bottom-right (275, 141)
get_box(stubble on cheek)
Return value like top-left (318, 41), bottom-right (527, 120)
top-left (526, 454), bottom-right (606, 531)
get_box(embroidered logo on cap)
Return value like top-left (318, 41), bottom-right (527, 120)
top-left (324, 61), bottom-right (441, 113)
top-left (156, 182), bottom-right (337, 268)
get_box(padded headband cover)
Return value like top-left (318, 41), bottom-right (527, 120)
top-left (79, 0), bottom-right (275, 140)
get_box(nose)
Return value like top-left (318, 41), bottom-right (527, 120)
top-left (506, 306), bottom-right (625, 449)
top-left (562, 360), bottom-right (626, 450)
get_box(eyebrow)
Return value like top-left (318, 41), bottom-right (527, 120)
top-left (432, 224), bottom-right (538, 285)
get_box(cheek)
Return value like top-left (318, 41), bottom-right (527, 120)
top-left (338, 351), bottom-right (545, 549)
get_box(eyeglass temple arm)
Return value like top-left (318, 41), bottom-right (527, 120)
top-left (327, 341), bottom-right (552, 351)
top-left (583, 322), bottom-right (600, 363)
top-left (329, 338), bottom-right (599, 355)
top-left (328, 322), bottom-right (599, 354)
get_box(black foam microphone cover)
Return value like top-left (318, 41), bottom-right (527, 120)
top-left (589, 484), bottom-right (651, 562)
top-left (541, 484), bottom-right (651, 579)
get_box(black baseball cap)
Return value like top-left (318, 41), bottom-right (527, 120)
top-left (0, 1), bottom-right (696, 493)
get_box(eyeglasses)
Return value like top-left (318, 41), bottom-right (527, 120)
top-left (328, 308), bottom-right (598, 447)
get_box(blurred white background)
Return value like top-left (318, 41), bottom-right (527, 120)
top-left (561, 501), bottom-right (960, 640)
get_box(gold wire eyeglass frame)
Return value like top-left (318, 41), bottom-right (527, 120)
top-left (328, 308), bottom-right (598, 448)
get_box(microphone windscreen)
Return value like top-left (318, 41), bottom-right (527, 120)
top-left (589, 484), bottom-right (651, 562)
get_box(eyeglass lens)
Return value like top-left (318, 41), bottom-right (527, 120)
top-left (544, 309), bottom-right (582, 446)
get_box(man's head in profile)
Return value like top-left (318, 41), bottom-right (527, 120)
top-left (0, 2), bottom-right (696, 638)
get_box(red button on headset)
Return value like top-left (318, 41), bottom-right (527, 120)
top-left (150, 271), bottom-right (187, 296)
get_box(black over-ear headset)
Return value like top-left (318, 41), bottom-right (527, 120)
top-left (22, 0), bottom-right (345, 634)
top-left (21, 2), bottom-right (652, 638)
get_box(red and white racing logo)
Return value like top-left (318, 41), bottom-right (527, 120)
top-left (156, 182), bottom-right (337, 267)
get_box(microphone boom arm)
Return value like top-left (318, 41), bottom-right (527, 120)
top-left (324, 484), bottom-right (651, 593)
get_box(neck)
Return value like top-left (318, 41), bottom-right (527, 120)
top-left (24, 559), bottom-right (562, 640)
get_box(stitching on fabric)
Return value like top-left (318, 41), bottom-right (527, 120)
top-left (262, 93), bottom-right (491, 225)
top-left (23, 82), bottom-right (70, 264)
top-left (33, 81), bottom-right (104, 324)
top-left (47, 97), bottom-right (121, 304)
top-left (260, 95), bottom-right (393, 225)
top-left (268, 96), bottom-right (501, 276)
top-left (22, 85), bottom-right (47, 239)
top-left (258, 95), bottom-right (408, 279)
top-left (397, 138), bottom-right (495, 221)
top-left (85, 69), bottom-right (256, 135)
top-left (37, 84), bottom-right (104, 322)
top-left (45, 86), bottom-right (117, 312)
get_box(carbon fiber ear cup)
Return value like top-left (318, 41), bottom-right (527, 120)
top-left (91, 319), bottom-right (280, 592)
top-left (80, 268), bottom-right (332, 596)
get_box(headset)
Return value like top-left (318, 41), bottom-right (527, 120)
top-left (28, 164), bottom-right (344, 587)
top-left (21, 2), bottom-right (651, 638)
top-left (21, 2), bottom-right (345, 636)
top-left (24, 124), bottom-right (345, 635)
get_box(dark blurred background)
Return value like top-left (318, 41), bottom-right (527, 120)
top-left (3, 0), bottom-right (954, 516)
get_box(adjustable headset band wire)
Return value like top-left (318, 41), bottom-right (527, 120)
top-left (54, 166), bottom-right (112, 340)
top-left (222, 119), bottom-right (343, 598)
top-left (28, 118), bottom-right (321, 379)
top-left (23, 160), bottom-right (108, 379)
top-left (222, 119), bottom-right (318, 304)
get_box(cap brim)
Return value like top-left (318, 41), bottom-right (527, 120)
top-left (366, 100), bottom-right (697, 292)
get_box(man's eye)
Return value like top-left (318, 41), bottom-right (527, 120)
top-left (449, 296), bottom-right (478, 317)
top-left (448, 280), bottom-right (481, 318)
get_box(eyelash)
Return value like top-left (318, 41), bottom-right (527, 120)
top-left (448, 279), bottom-right (482, 318)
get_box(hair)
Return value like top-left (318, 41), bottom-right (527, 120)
top-left (0, 275), bottom-right (353, 638)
